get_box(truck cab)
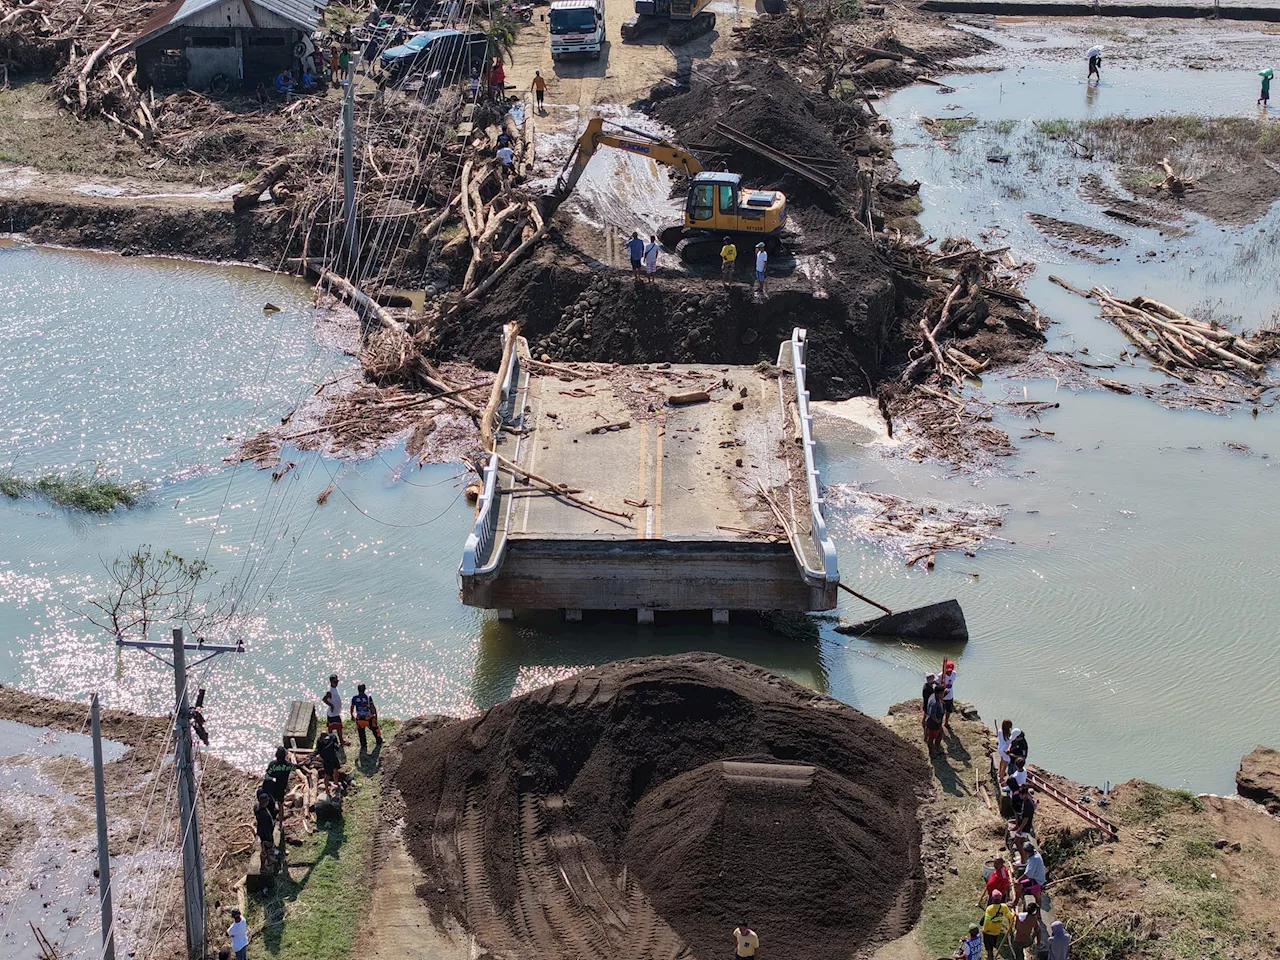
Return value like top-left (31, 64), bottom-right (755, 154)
top-left (684, 172), bottom-right (787, 236)
top-left (550, 0), bottom-right (605, 59)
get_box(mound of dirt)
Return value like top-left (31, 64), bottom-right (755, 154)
top-left (395, 654), bottom-right (928, 960)
top-left (430, 240), bottom-right (897, 399)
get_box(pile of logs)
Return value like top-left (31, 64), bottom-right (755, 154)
top-left (1079, 285), bottom-right (1278, 383)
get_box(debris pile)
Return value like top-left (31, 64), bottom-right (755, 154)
top-left (826, 485), bottom-right (1007, 565)
top-left (396, 654), bottom-right (928, 960)
top-left (1091, 289), bottom-right (1279, 384)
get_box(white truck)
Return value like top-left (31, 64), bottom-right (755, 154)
top-left (549, 0), bottom-right (605, 60)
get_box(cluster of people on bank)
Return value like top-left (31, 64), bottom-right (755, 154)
top-left (924, 665), bottom-right (1072, 959)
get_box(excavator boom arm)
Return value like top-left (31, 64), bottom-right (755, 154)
top-left (552, 117), bottom-right (702, 204)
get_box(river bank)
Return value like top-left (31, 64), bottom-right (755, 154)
top-left (5, 664), bottom-right (1279, 960)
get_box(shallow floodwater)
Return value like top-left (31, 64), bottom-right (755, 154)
top-left (2, 60), bottom-right (1280, 800)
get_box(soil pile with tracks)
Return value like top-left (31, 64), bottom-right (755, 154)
top-left (395, 654), bottom-right (928, 960)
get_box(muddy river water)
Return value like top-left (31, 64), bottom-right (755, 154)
top-left (2, 61), bottom-right (1279, 795)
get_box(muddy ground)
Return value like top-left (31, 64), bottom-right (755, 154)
top-left (0, 686), bottom-right (259, 960)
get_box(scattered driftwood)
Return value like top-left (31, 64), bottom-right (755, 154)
top-left (667, 390), bottom-right (711, 406)
top-left (826, 486), bottom-right (1007, 563)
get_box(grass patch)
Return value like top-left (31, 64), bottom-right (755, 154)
top-left (0, 466), bottom-right (143, 512)
top-left (918, 876), bottom-right (979, 957)
top-left (1034, 119), bottom-right (1083, 141)
top-left (1069, 919), bottom-right (1145, 960)
top-left (246, 719), bottom-right (394, 960)
top-left (934, 117), bottom-right (977, 138)
top-left (989, 118), bottom-right (1016, 136)
top-left (1076, 115), bottom-right (1280, 183)
top-left (1121, 783), bottom-right (1204, 823)
top-left (1156, 856), bottom-right (1224, 891)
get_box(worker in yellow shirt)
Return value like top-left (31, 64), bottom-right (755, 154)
top-left (732, 921), bottom-right (759, 958)
top-left (720, 236), bottom-right (737, 287)
top-left (980, 890), bottom-right (1014, 960)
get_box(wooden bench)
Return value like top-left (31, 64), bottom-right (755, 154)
top-left (283, 701), bottom-right (317, 749)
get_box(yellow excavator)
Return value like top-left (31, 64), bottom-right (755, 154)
top-left (544, 117), bottom-right (789, 263)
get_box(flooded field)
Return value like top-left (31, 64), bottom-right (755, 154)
top-left (2, 50), bottom-right (1280, 796)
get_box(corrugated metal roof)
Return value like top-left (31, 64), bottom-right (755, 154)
top-left (128, 0), bottom-right (328, 50)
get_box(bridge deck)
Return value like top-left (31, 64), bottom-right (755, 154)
top-left (508, 362), bottom-right (798, 544)
top-left (461, 332), bottom-right (839, 615)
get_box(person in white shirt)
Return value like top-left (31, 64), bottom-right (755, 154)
top-left (322, 674), bottom-right (347, 746)
top-left (642, 235), bottom-right (659, 281)
top-left (495, 145), bottom-right (515, 179)
top-left (227, 907), bottom-right (249, 960)
top-left (733, 922), bottom-right (759, 958)
top-left (753, 242), bottom-right (768, 298)
top-left (937, 658), bottom-right (957, 730)
top-left (997, 718), bottom-right (1013, 783)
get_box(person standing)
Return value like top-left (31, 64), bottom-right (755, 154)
top-left (1011, 899), bottom-right (1043, 960)
top-left (488, 56), bottom-right (506, 100)
top-left (350, 683), bottom-right (384, 751)
top-left (255, 793), bottom-right (277, 866)
top-left (732, 922), bottom-right (759, 958)
top-left (310, 730), bottom-right (344, 796)
top-left (922, 673), bottom-right (938, 731)
top-left (1015, 838), bottom-right (1046, 904)
top-left (1008, 728), bottom-right (1029, 766)
top-left (1087, 45), bottom-right (1102, 82)
top-left (322, 674), bottom-right (346, 746)
top-left (531, 70), bottom-right (548, 113)
top-left (982, 855), bottom-right (1011, 906)
top-left (264, 747), bottom-right (298, 826)
top-left (1013, 784), bottom-right (1038, 838)
top-left (924, 688), bottom-right (946, 751)
top-left (953, 923), bottom-right (983, 960)
top-left (329, 41), bottom-right (342, 84)
top-left (227, 907), bottom-right (249, 960)
top-left (980, 891), bottom-right (1014, 960)
top-left (937, 658), bottom-right (957, 730)
top-left (643, 235), bottom-right (659, 281)
top-left (997, 719), bottom-right (1014, 784)
top-left (626, 231), bottom-right (646, 281)
top-left (1260, 68), bottom-right (1273, 107)
top-left (753, 241), bottom-right (768, 298)
top-left (720, 236), bottom-right (737, 286)
top-left (1010, 756), bottom-right (1029, 790)
top-left (1047, 920), bottom-right (1071, 960)
top-left (338, 45), bottom-right (351, 85)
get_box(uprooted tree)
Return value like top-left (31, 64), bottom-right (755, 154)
top-left (81, 544), bottom-right (237, 645)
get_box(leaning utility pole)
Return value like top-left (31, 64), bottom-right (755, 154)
top-left (91, 694), bottom-right (117, 960)
top-left (117, 626), bottom-right (243, 960)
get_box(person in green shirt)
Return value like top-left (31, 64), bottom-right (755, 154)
top-left (720, 237), bottom-right (737, 287)
top-left (1259, 68), bottom-right (1273, 108)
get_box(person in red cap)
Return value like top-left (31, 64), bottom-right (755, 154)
top-left (980, 889), bottom-right (1014, 959)
top-left (937, 658), bottom-right (957, 731)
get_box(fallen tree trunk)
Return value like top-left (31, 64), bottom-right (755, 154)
top-left (77, 28), bottom-right (120, 116)
top-left (233, 159), bottom-right (292, 213)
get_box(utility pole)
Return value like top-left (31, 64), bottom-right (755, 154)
top-left (116, 626), bottom-right (243, 960)
top-left (172, 627), bottom-right (206, 960)
top-left (341, 56), bottom-right (359, 271)
top-left (91, 694), bottom-right (117, 960)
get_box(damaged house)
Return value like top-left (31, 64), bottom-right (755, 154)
top-left (128, 0), bottom-right (328, 92)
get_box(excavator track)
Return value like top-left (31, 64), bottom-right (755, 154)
top-left (666, 11), bottom-right (715, 45)
top-left (621, 13), bottom-right (661, 40)
top-left (675, 235), bottom-right (721, 264)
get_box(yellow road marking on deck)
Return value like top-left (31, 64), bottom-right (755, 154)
top-left (637, 421), bottom-right (649, 539)
top-left (654, 419), bottom-right (663, 539)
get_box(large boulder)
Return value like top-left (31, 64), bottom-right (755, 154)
top-left (1237, 745), bottom-right (1280, 815)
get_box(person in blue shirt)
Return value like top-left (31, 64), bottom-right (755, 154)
top-left (274, 70), bottom-right (294, 96)
top-left (349, 683), bottom-right (384, 752)
top-left (626, 231), bottom-right (646, 280)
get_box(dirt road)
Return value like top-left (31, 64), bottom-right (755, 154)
top-left (504, 0), bottom-right (761, 111)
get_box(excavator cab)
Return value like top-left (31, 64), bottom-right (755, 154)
top-left (684, 172), bottom-right (787, 238)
